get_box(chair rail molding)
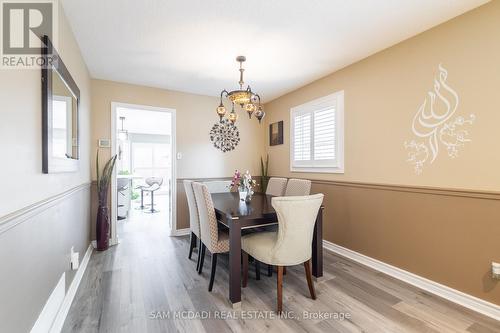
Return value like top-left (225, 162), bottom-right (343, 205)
top-left (0, 183), bottom-right (91, 235)
top-left (323, 240), bottom-right (500, 321)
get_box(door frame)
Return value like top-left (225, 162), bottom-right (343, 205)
top-left (110, 102), bottom-right (177, 244)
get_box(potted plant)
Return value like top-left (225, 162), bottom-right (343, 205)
top-left (95, 150), bottom-right (117, 251)
top-left (230, 170), bottom-right (257, 202)
top-left (260, 154), bottom-right (269, 192)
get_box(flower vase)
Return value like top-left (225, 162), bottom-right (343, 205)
top-left (239, 190), bottom-right (247, 201)
top-left (245, 192), bottom-right (252, 203)
top-left (96, 205), bottom-right (110, 251)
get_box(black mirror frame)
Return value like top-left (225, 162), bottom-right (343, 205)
top-left (41, 35), bottom-right (81, 173)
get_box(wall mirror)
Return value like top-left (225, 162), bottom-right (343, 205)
top-left (42, 35), bottom-right (80, 173)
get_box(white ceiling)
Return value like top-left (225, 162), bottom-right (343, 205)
top-left (61, 0), bottom-right (488, 102)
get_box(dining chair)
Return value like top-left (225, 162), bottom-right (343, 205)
top-left (241, 194), bottom-right (324, 313)
top-left (203, 180), bottom-right (232, 193)
top-left (183, 180), bottom-right (201, 270)
top-left (192, 182), bottom-right (230, 292)
top-left (284, 178), bottom-right (311, 196)
top-left (266, 177), bottom-right (288, 196)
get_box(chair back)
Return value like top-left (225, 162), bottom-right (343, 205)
top-left (192, 182), bottom-right (219, 252)
top-left (203, 180), bottom-right (231, 193)
top-left (285, 179), bottom-right (311, 196)
top-left (271, 194), bottom-right (323, 265)
top-left (266, 177), bottom-right (287, 196)
top-left (183, 180), bottom-right (200, 237)
top-left (146, 177), bottom-right (163, 186)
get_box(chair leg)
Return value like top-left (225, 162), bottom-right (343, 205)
top-left (198, 243), bottom-right (206, 274)
top-left (277, 266), bottom-right (283, 313)
top-left (196, 238), bottom-right (203, 271)
top-left (268, 265), bottom-right (273, 277)
top-left (188, 232), bottom-right (197, 260)
top-left (304, 260), bottom-right (316, 300)
top-left (208, 253), bottom-right (218, 292)
top-left (255, 260), bottom-right (261, 280)
top-left (242, 251), bottom-right (248, 288)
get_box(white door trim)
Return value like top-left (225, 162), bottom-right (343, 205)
top-left (110, 102), bottom-right (177, 242)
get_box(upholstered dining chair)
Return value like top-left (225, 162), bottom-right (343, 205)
top-left (192, 182), bottom-right (230, 292)
top-left (241, 194), bottom-right (324, 313)
top-left (203, 180), bottom-right (232, 193)
top-left (284, 178), bottom-right (311, 196)
top-left (183, 180), bottom-right (201, 270)
top-left (266, 177), bottom-right (288, 197)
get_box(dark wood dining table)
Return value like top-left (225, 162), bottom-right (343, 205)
top-left (211, 192), bottom-right (324, 308)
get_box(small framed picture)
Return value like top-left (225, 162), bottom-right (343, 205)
top-left (269, 121), bottom-right (284, 146)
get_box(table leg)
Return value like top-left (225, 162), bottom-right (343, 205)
top-left (229, 220), bottom-right (242, 307)
top-left (312, 207), bottom-right (323, 278)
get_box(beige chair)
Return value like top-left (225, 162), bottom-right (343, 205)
top-left (266, 177), bottom-right (288, 196)
top-left (284, 178), bottom-right (311, 196)
top-left (242, 194), bottom-right (324, 312)
top-left (192, 182), bottom-right (230, 291)
top-left (183, 180), bottom-right (201, 270)
top-left (203, 180), bottom-right (232, 193)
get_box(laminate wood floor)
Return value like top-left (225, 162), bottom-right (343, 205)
top-left (62, 214), bottom-right (500, 333)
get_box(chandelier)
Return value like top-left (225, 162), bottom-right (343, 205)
top-left (216, 56), bottom-right (265, 124)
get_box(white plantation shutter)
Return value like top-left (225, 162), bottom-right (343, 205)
top-left (293, 113), bottom-right (311, 161)
top-left (290, 91), bottom-right (344, 173)
top-left (313, 107), bottom-right (335, 161)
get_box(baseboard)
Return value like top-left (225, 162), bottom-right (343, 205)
top-left (30, 274), bottom-right (66, 333)
top-left (171, 227), bottom-right (190, 236)
top-left (323, 240), bottom-right (500, 321)
top-left (49, 244), bottom-right (93, 333)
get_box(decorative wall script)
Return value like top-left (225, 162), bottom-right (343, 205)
top-left (404, 64), bottom-right (475, 174)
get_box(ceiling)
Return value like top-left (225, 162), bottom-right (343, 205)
top-left (61, 0), bottom-right (489, 102)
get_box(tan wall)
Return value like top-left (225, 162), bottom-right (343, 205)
top-left (264, 1), bottom-right (500, 192)
top-left (91, 79), bottom-right (266, 229)
top-left (264, 2), bottom-right (500, 305)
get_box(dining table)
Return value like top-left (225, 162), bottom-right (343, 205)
top-left (211, 191), bottom-right (324, 308)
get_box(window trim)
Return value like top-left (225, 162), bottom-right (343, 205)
top-left (290, 90), bottom-right (344, 174)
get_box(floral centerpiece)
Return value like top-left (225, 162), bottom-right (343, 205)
top-left (230, 170), bottom-right (257, 202)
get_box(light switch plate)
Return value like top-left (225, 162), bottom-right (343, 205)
top-left (98, 139), bottom-right (111, 148)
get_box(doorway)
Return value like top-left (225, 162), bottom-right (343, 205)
top-left (110, 102), bottom-right (176, 245)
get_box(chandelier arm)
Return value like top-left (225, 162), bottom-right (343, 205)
top-left (220, 89), bottom-right (229, 99)
top-left (253, 93), bottom-right (262, 105)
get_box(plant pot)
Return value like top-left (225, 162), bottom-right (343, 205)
top-left (96, 205), bottom-right (110, 251)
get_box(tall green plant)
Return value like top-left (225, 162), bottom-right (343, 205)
top-left (260, 154), bottom-right (269, 192)
top-left (96, 149), bottom-right (117, 206)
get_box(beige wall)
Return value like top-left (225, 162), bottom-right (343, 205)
top-left (90, 79), bottom-right (266, 229)
top-left (264, 2), bottom-right (500, 305)
top-left (0, 4), bottom-right (91, 217)
top-left (264, 1), bottom-right (500, 192)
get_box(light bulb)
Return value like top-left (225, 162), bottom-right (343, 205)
top-left (255, 106), bottom-right (265, 123)
top-left (216, 102), bottom-right (226, 121)
top-left (245, 103), bottom-right (255, 118)
top-left (228, 111), bottom-right (238, 123)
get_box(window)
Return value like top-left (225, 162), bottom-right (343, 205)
top-left (290, 91), bottom-right (344, 173)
